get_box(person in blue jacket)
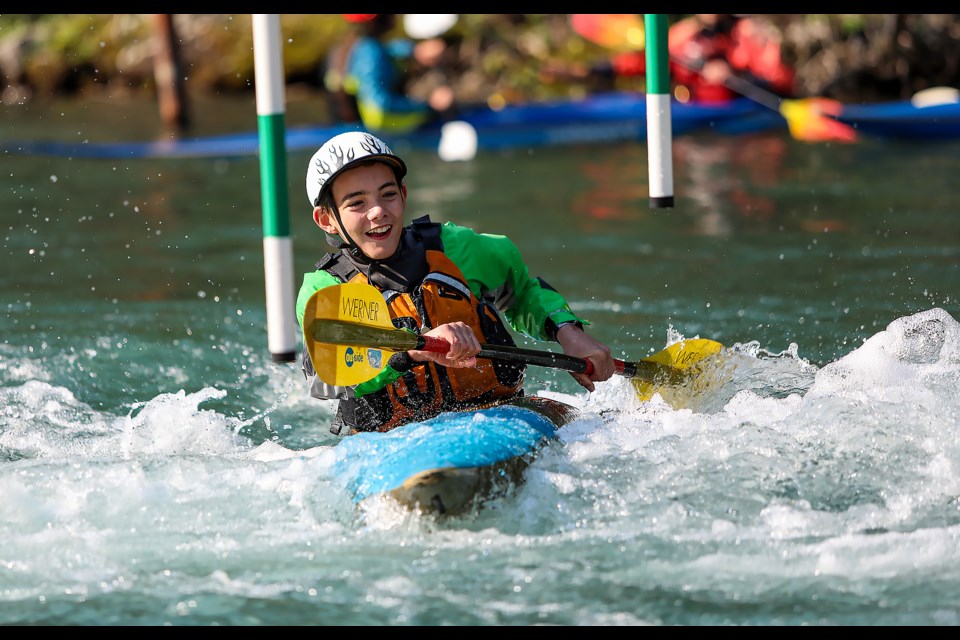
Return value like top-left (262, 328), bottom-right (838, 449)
top-left (323, 14), bottom-right (454, 134)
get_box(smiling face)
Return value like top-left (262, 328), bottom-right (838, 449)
top-left (314, 160), bottom-right (407, 260)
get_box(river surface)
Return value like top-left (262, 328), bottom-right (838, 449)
top-left (1, 94), bottom-right (959, 625)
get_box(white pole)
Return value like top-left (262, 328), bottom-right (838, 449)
top-left (253, 14), bottom-right (297, 362)
top-left (644, 14), bottom-right (674, 208)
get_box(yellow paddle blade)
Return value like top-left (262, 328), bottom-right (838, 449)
top-left (304, 282), bottom-right (732, 402)
top-left (632, 338), bottom-right (724, 402)
top-left (779, 97), bottom-right (858, 143)
top-left (302, 282), bottom-right (397, 386)
top-left (570, 14), bottom-right (645, 51)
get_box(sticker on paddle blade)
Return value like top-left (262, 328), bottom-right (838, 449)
top-left (303, 282), bottom-right (395, 386)
top-left (632, 338), bottom-right (725, 404)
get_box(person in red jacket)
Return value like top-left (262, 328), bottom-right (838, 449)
top-left (548, 14), bottom-right (797, 104)
top-left (667, 14), bottom-right (795, 103)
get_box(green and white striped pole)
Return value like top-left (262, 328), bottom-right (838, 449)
top-left (644, 14), bottom-right (674, 209)
top-left (252, 14), bottom-right (297, 362)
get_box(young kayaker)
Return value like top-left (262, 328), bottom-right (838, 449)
top-left (296, 131), bottom-right (615, 435)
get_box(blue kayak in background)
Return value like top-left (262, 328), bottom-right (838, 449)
top-left (328, 395), bottom-right (578, 515)
top-left (5, 91), bottom-right (957, 161)
top-left (832, 97), bottom-right (960, 139)
top-left (0, 93), bottom-right (779, 159)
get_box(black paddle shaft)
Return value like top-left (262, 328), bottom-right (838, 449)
top-left (414, 334), bottom-right (605, 375)
top-left (478, 343), bottom-right (595, 374)
top-left (312, 318), bottom-right (665, 382)
top-left (444, 341), bottom-right (658, 380)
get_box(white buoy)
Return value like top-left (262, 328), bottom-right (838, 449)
top-left (438, 120), bottom-right (478, 162)
top-left (911, 86), bottom-right (960, 108)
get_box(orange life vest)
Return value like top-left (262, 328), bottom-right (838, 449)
top-left (321, 231), bottom-right (525, 434)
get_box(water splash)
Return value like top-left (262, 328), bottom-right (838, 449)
top-left (2, 308), bottom-right (960, 624)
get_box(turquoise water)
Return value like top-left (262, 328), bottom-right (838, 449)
top-left (1, 96), bottom-right (959, 625)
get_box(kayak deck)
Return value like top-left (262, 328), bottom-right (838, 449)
top-left (371, 395), bottom-right (579, 517)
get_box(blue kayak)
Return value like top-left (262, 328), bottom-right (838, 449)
top-left (4, 91), bottom-right (957, 160)
top-left (328, 395), bottom-right (578, 515)
top-left (833, 98), bottom-right (960, 140)
top-left (0, 93), bottom-right (781, 160)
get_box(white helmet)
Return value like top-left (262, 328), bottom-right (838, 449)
top-left (305, 131), bottom-right (407, 207)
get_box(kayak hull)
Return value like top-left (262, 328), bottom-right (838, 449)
top-left (330, 395), bottom-right (579, 516)
top-left (0, 94), bottom-right (783, 159)
top-left (833, 99), bottom-right (960, 140)
top-left (6, 93), bottom-right (959, 160)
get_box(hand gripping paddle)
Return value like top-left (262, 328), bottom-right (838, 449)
top-left (302, 282), bottom-right (725, 400)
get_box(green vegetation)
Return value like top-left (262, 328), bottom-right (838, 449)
top-left (1, 14), bottom-right (958, 109)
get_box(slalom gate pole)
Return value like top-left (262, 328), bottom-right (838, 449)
top-left (252, 14), bottom-right (297, 362)
top-left (644, 14), bottom-right (674, 209)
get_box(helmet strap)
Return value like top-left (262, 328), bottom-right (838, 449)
top-left (329, 203), bottom-right (363, 255)
top-left (321, 167), bottom-right (407, 259)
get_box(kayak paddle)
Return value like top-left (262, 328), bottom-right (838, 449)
top-left (675, 57), bottom-right (858, 143)
top-left (569, 13), bottom-right (646, 51)
top-left (302, 282), bottom-right (725, 399)
top-left (567, 14), bottom-right (858, 143)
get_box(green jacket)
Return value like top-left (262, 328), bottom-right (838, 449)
top-left (296, 219), bottom-right (587, 398)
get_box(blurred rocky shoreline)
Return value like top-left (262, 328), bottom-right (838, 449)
top-left (776, 14), bottom-right (960, 102)
top-left (2, 14), bottom-right (959, 114)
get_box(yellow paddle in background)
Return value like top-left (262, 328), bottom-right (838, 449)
top-left (302, 282), bottom-right (725, 401)
top-left (570, 13), bottom-right (646, 51)
top-left (568, 13), bottom-right (858, 143)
